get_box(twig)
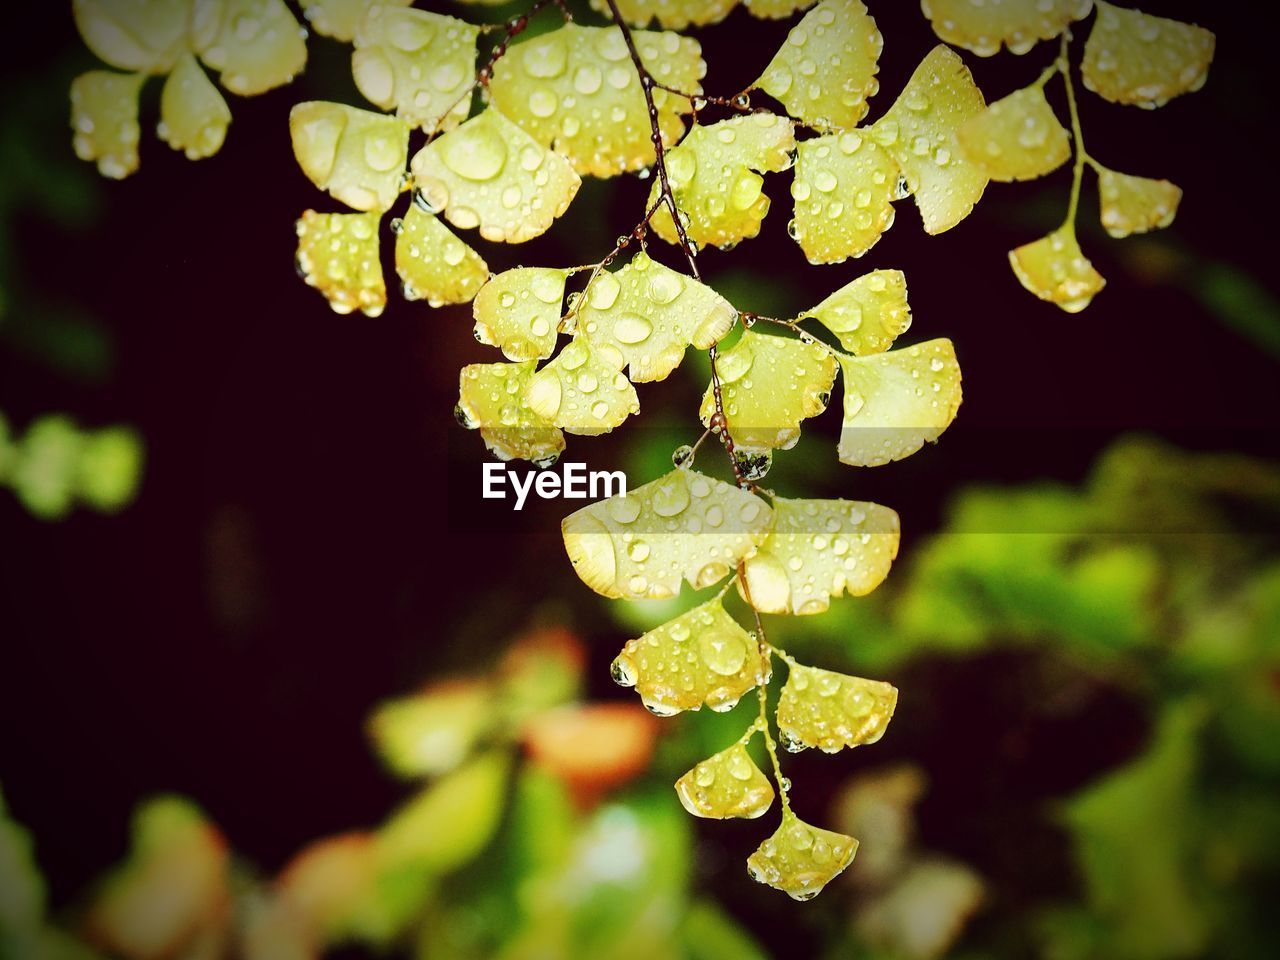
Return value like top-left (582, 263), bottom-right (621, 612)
top-left (736, 561), bottom-right (790, 811)
top-left (1058, 32), bottom-right (1091, 229)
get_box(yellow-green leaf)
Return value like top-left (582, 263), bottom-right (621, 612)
top-left (410, 108), bottom-right (581, 243)
top-left (791, 132), bottom-right (900, 264)
top-left (804, 269), bottom-right (910, 356)
top-left (577, 251), bottom-right (737, 383)
top-left (561, 468), bottom-right (773, 599)
top-left (957, 83), bottom-right (1070, 182)
top-left (195, 0), bottom-right (307, 96)
top-left (1097, 168), bottom-right (1182, 239)
top-left (368, 681), bottom-right (493, 779)
top-left (290, 101), bottom-right (410, 212)
top-left (70, 70), bottom-right (146, 179)
top-left (394, 203), bottom-right (489, 307)
top-left (920, 0), bottom-right (1092, 57)
top-left (675, 741), bottom-right (775, 817)
top-left (837, 339), bottom-right (962, 467)
top-left (870, 45), bottom-right (988, 234)
top-left (651, 113), bottom-right (796, 250)
top-left (302, 0), bottom-right (411, 42)
top-left (777, 662), bottom-right (897, 752)
top-left (612, 597), bottom-right (760, 714)
top-left (590, 0), bottom-right (737, 29)
top-left (743, 0), bottom-right (815, 18)
top-left (295, 210), bottom-right (386, 317)
top-left (473, 268), bottom-right (567, 361)
top-left (1082, 2), bottom-right (1215, 109)
top-left (352, 5), bottom-right (479, 130)
top-left (489, 23), bottom-right (703, 177)
top-left (525, 336), bottom-right (640, 435)
top-left (755, 0), bottom-right (881, 131)
top-left (72, 0), bottom-right (190, 73)
top-left (1009, 224), bottom-right (1105, 312)
top-left (158, 52), bottom-right (230, 160)
top-left (740, 497), bottom-right (900, 615)
top-left (456, 360), bottom-right (565, 464)
top-left (747, 811), bottom-right (857, 900)
top-left (697, 329), bottom-right (837, 453)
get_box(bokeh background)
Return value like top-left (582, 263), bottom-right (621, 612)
top-left (2, 1), bottom-right (1279, 958)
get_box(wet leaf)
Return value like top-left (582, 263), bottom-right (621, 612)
top-left (525, 336), bottom-right (641, 435)
top-left (72, 0), bottom-right (190, 73)
top-left (295, 210), bottom-right (386, 317)
top-left (394, 204), bottom-right (489, 307)
top-left (1097, 167), bottom-right (1181, 238)
top-left (289, 101), bottom-right (410, 212)
top-left (1082, 2), bottom-right (1215, 109)
top-left (473, 268), bottom-right (567, 362)
top-left (921, 0), bottom-right (1093, 57)
top-left (195, 0), bottom-right (308, 96)
top-left (747, 811), bottom-right (858, 900)
top-left (791, 132), bottom-right (900, 264)
top-left (70, 71), bottom-right (146, 179)
top-left (456, 360), bottom-right (565, 464)
top-left (591, 0), bottom-right (737, 29)
top-left (158, 53), bottom-right (230, 160)
top-left (301, 0), bottom-right (412, 41)
top-left (957, 83), bottom-right (1070, 182)
top-left (1009, 224), bottom-right (1105, 312)
top-left (805, 269), bottom-right (911, 356)
top-left (777, 662), bottom-right (897, 752)
top-left (561, 468), bottom-right (773, 599)
top-left (743, 0), bottom-right (815, 18)
top-left (675, 741), bottom-right (775, 818)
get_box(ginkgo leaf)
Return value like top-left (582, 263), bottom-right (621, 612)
top-left (590, 0), bottom-right (738, 29)
top-left (697, 329), bottom-right (837, 453)
top-left (561, 468), bottom-right (773, 599)
top-left (576, 251), bottom-right (738, 383)
top-left (489, 23), bottom-right (704, 177)
top-left (920, 0), bottom-right (1093, 57)
top-left (1009, 224), bottom-right (1105, 312)
top-left (352, 5), bottom-right (480, 131)
top-left (650, 112), bottom-right (796, 250)
top-left (368, 680), bottom-right (493, 779)
top-left (158, 53), bottom-right (230, 160)
top-left (1097, 168), bottom-right (1182, 239)
top-left (743, 0), bottom-right (816, 18)
top-left (395, 204), bottom-right (489, 307)
top-left (295, 210), bottom-right (386, 317)
top-left (410, 109), bottom-right (581, 243)
top-left (525, 336), bottom-right (641, 435)
top-left (791, 132), bottom-right (900, 264)
top-left (777, 662), bottom-right (897, 752)
top-left (194, 0), bottom-right (308, 96)
top-left (1082, 2), bottom-right (1215, 109)
top-left (957, 83), bottom-right (1070, 182)
top-left (70, 71), bottom-right (146, 179)
top-left (870, 45), bottom-right (988, 234)
top-left (473, 268), bottom-right (567, 361)
top-left (611, 597), bottom-right (761, 714)
top-left (755, 0), bottom-right (882, 131)
top-left (301, 0), bottom-right (411, 42)
top-left (837, 339), bottom-right (962, 467)
top-left (740, 497), bottom-right (900, 615)
top-left (804, 269), bottom-right (911, 356)
top-left (675, 741), bottom-right (775, 818)
top-left (747, 810), bottom-right (857, 900)
top-left (456, 361), bottom-right (565, 465)
top-left (72, 0), bottom-right (190, 73)
top-left (290, 102), bottom-right (410, 213)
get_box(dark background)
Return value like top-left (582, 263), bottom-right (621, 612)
top-left (1, 0), bottom-right (1276, 951)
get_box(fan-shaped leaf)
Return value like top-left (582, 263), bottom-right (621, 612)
top-left (957, 83), bottom-right (1070, 182)
top-left (290, 102), bottom-right (410, 212)
top-left (791, 132), bottom-right (900, 264)
top-left (302, 0), bottom-right (411, 42)
top-left (368, 680), bottom-right (493, 779)
top-left (395, 204), bottom-right (489, 306)
top-left (755, 0), bottom-right (882, 131)
top-left (489, 23), bottom-right (704, 177)
top-left (577, 251), bottom-right (737, 383)
top-left (410, 109), bottom-right (581, 243)
top-left (920, 0), bottom-right (1093, 57)
top-left (747, 811), bottom-right (857, 900)
top-left (456, 360), bottom-right (565, 464)
top-left (777, 662), bottom-right (897, 752)
top-left (744, 0), bottom-right (816, 18)
top-left (195, 0), bottom-right (307, 96)
top-left (675, 741), bottom-right (775, 818)
top-left (837, 339), bottom-right (962, 467)
top-left (352, 5), bottom-right (479, 130)
top-left (158, 53), bottom-right (230, 160)
top-left (526, 336), bottom-right (641, 435)
top-left (70, 71), bottom-right (145, 179)
top-left (871, 45), bottom-right (988, 234)
top-left (612, 597), bottom-right (760, 714)
top-left (474, 268), bottom-right (567, 361)
top-left (591, 0), bottom-right (737, 29)
top-left (650, 113), bottom-right (796, 250)
top-left (697, 329), bottom-right (837, 453)
top-left (295, 210), bottom-right (386, 317)
top-left (740, 497), bottom-right (900, 615)
top-left (1009, 224), bottom-right (1105, 312)
top-left (805, 269), bottom-right (911, 356)
top-left (1082, 2), bottom-right (1214, 109)
top-left (72, 0), bottom-right (190, 73)
top-left (561, 468), bottom-right (773, 599)
top-left (1097, 168), bottom-right (1181, 239)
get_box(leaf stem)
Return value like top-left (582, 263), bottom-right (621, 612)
top-left (736, 561), bottom-right (790, 812)
top-left (1059, 32), bottom-right (1090, 230)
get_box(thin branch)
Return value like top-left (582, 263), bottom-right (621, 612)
top-left (1058, 32), bottom-right (1091, 229)
top-left (736, 561), bottom-right (790, 811)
